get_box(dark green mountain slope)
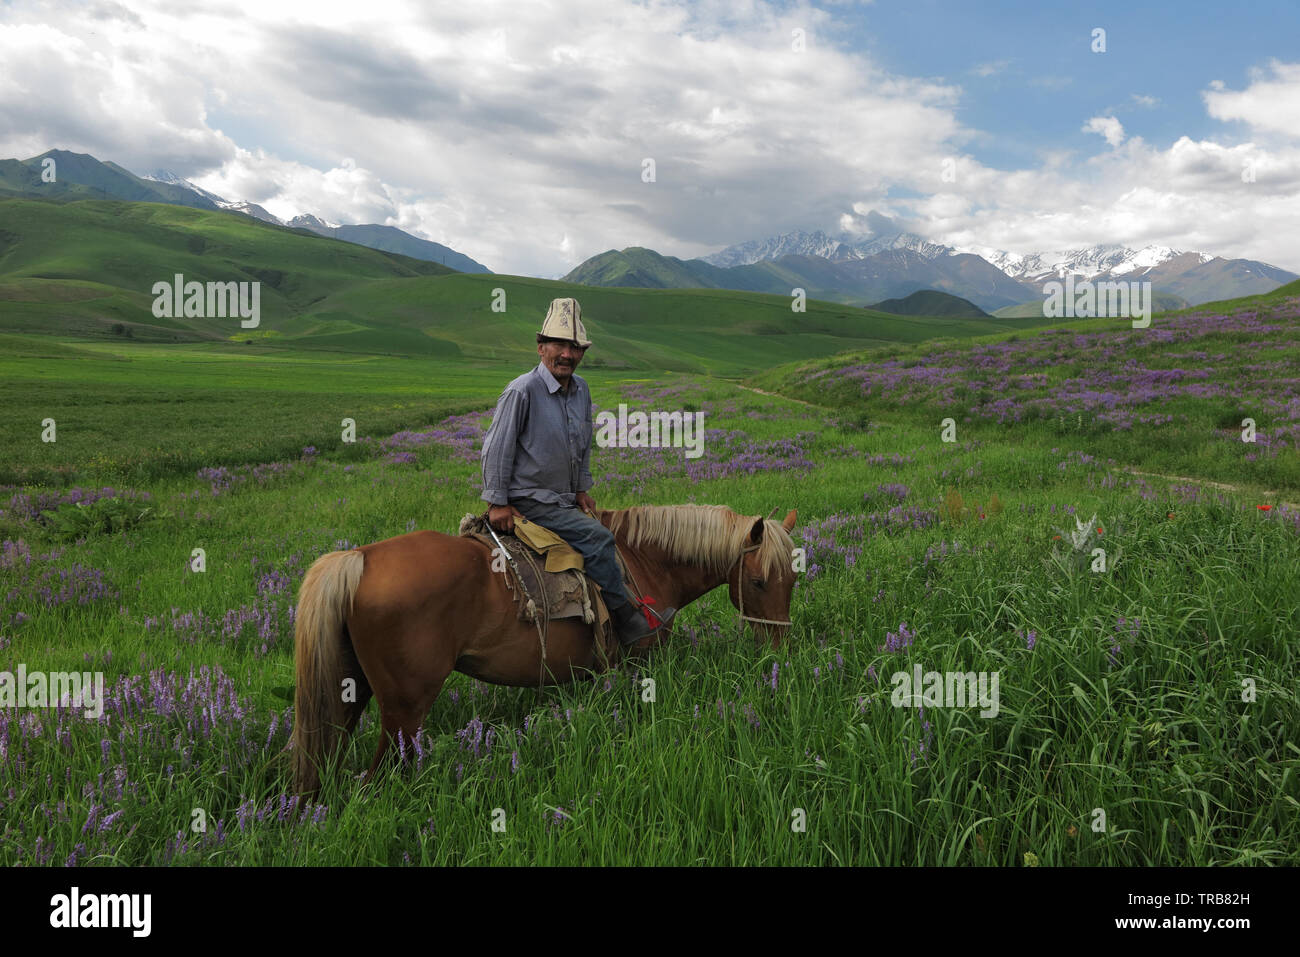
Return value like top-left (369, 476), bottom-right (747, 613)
top-left (869, 289), bottom-right (990, 317)
top-left (0, 150), bottom-right (220, 209)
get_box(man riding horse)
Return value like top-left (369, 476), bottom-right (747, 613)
top-left (480, 297), bottom-right (676, 647)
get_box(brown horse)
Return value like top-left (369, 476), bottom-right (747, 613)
top-left (290, 504), bottom-right (798, 795)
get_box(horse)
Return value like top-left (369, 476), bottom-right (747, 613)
top-left (290, 503), bottom-right (798, 795)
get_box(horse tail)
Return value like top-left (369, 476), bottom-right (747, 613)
top-left (292, 548), bottom-right (365, 795)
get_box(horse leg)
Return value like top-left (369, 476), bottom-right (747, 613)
top-left (367, 704), bottom-right (428, 780)
top-left (341, 635), bottom-right (373, 734)
top-left (365, 695), bottom-right (436, 783)
top-left (345, 684), bottom-right (373, 733)
top-left (360, 634), bottom-right (455, 784)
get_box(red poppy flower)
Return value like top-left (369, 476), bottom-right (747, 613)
top-left (1258, 504), bottom-right (1272, 511)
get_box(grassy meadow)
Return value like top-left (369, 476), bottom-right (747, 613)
top-left (3, 286), bottom-right (1299, 865)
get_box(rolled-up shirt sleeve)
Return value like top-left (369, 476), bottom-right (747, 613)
top-left (480, 387), bottom-right (527, 505)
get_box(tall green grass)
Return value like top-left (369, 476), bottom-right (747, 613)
top-left (2, 356), bottom-right (1296, 865)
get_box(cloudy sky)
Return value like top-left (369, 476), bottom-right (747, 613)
top-left (2, 0), bottom-right (1298, 276)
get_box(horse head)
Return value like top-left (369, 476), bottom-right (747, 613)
top-left (727, 507), bottom-right (798, 648)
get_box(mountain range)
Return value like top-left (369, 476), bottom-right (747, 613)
top-left (566, 217), bottom-right (1297, 311)
top-left (4, 150), bottom-right (1293, 310)
top-left (0, 150), bottom-right (491, 273)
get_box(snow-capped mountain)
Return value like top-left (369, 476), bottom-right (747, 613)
top-left (217, 200), bottom-right (284, 226)
top-left (655, 217), bottom-right (1298, 309)
top-left (704, 223), bottom-right (954, 267)
top-left (967, 243), bottom-right (1215, 282)
top-left (141, 169), bottom-right (228, 207)
top-left (146, 171), bottom-right (286, 227)
top-left (287, 213), bottom-right (342, 231)
top-left (852, 232), bottom-right (954, 261)
top-left (702, 229), bottom-right (848, 266)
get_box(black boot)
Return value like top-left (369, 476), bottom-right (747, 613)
top-left (611, 601), bottom-right (676, 647)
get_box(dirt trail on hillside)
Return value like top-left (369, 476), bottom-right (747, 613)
top-left (734, 384), bottom-right (821, 408)
top-left (1118, 467), bottom-right (1299, 511)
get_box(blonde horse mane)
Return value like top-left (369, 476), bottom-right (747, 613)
top-left (602, 504), bottom-right (794, 580)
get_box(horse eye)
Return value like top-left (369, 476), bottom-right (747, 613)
top-left (750, 578), bottom-right (765, 590)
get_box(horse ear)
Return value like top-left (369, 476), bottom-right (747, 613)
top-left (782, 509), bottom-right (797, 532)
top-left (748, 517), bottom-right (765, 544)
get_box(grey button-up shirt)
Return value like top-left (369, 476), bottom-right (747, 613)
top-left (480, 362), bottom-right (593, 507)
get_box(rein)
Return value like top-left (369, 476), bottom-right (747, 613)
top-left (730, 542), bottom-right (793, 637)
top-left (615, 540), bottom-right (792, 641)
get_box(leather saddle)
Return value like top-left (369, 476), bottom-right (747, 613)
top-left (457, 513), bottom-right (616, 648)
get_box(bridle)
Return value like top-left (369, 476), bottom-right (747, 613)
top-left (609, 510), bottom-right (794, 639)
top-left (730, 542), bottom-right (793, 635)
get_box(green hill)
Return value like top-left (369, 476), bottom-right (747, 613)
top-left (290, 273), bottom-right (1056, 374)
top-left (993, 291), bottom-right (1190, 318)
top-left (750, 280), bottom-right (1300, 408)
top-left (564, 246), bottom-right (711, 288)
top-left (564, 244), bottom-right (1037, 311)
top-left (563, 246), bottom-right (851, 297)
top-left (1162, 276), bottom-right (1300, 316)
top-left (0, 197), bottom-right (453, 340)
top-left (0, 150), bottom-right (221, 209)
top-left (291, 221), bottom-right (492, 274)
top-left (0, 196), bottom-right (1065, 374)
top-left (869, 289), bottom-right (990, 317)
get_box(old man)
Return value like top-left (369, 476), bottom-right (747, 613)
top-left (480, 297), bottom-right (675, 646)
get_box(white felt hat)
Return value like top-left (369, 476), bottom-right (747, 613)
top-left (538, 298), bottom-right (592, 347)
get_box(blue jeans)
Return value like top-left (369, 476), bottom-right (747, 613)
top-left (510, 499), bottom-right (632, 611)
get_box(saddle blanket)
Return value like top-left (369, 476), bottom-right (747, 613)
top-left (458, 513), bottom-right (614, 645)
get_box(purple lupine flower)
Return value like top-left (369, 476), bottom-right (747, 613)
top-left (880, 621), bottom-right (914, 653)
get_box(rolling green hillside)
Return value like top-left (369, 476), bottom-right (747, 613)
top-left (0, 150), bottom-right (220, 209)
top-left (0, 196), bottom-right (1058, 374)
top-left (276, 273), bottom-right (1058, 374)
top-left (994, 291), bottom-right (1190, 318)
top-left (290, 220), bottom-right (491, 273)
top-left (747, 281), bottom-right (1300, 492)
top-left (0, 197), bottom-right (454, 339)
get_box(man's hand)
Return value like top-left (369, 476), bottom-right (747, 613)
top-left (489, 504), bottom-right (524, 533)
top-left (576, 491), bottom-right (597, 516)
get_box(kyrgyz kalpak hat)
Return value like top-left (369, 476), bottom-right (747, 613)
top-left (537, 297), bottom-right (592, 348)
